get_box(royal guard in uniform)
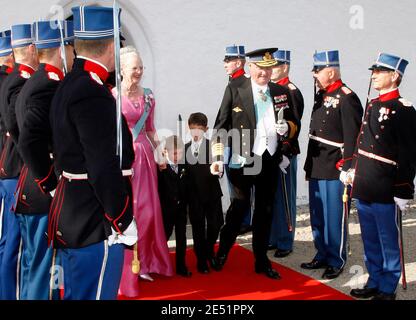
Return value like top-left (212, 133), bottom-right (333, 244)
top-left (269, 50), bottom-right (304, 258)
top-left (0, 30), bottom-right (14, 299)
top-left (13, 20), bottom-right (74, 300)
top-left (302, 50), bottom-right (363, 279)
top-left (210, 48), bottom-right (299, 279)
top-left (0, 23), bottom-right (39, 300)
top-left (349, 53), bottom-right (416, 300)
top-left (224, 45), bottom-right (246, 83)
top-left (0, 31), bottom-right (13, 151)
top-left (222, 45), bottom-right (252, 234)
top-left (48, 5), bottom-right (137, 300)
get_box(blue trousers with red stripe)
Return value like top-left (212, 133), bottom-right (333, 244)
top-left (356, 200), bottom-right (401, 294)
top-left (16, 213), bottom-right (57, 300)
top-left (58, 241), bottom-right (124, 300)
top-left (269, 156), bottom-right (297, 250)
top-left (308, 179), bottom-right (347, 269)
top-left (0, 178), bottom-right (20, 300)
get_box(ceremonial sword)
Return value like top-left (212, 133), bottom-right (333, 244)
top-left (277, 107), bottom-right (293, 232)
top-left (396, 205), bottom-right (407, 290)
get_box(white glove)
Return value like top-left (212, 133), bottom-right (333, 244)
top-left (108, 219), bottom-right (138, 246)
top-left (210, 161), bottom-right (224, 176)
top-left (279, 155), bottom-right (290, 174)
top-left (275, 120), bottom-right (289, 136)
top-left (340, 169), bottom-right (355, 186)
top-left (339, 171), bottom-right (349, 185)
top-left (229, 153), bottom-right (246, 169)
top-left (346, 169), bottom-right (355, 185)
top-left (394, 197), bottom-right (410, 211)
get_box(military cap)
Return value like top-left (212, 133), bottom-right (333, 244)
top-left (369, 52), bottom-right (408, 76)
top-left (273, 50), bottom-right (290, 65)
top-left (224, 45), bottom-right (245, 62)
top-left (11, 24), bottom-right (35, 48)
top-left (0, 36), bottom-right (12, 57)
top-left (246, 47), bottom-right (278, 67)
top-left (312, 50), bottom-right (340, 71)
top-left (33, 21), bottom-right (63, 49)
top-left (72, 5), bottom-right (120, 40)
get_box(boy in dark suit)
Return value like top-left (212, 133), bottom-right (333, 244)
top-left (185, 113), bottom-right (223, 273)
top-left (158, 135), bottom-right (192, 277)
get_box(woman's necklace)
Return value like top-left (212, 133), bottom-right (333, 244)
top-left (122, 84), bottom-right (142, 108)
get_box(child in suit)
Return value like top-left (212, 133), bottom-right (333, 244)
top-left (185, 113), bottom-right (224, 273)
top-left (158, 135), bottom-right (192, 277)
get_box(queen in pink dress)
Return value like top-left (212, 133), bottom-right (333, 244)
top-left (114, 47), bottom-right (173, 298)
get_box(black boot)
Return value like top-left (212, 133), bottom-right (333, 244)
top-left (350, 286), bottom-right (379, 299)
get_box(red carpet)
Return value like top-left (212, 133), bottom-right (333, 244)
top-left (119, 245), bottom-right (352, 300)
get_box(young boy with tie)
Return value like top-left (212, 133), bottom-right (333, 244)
top-left (158, 135), bottom-right (192, 277)
top-left (185, 113), bottom-right (223, 274)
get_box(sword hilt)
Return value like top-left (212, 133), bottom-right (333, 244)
top-left (342, 187), bottom-right (348, 203)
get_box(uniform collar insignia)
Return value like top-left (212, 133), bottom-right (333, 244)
top-left (47, 72), bottom-right (60, 81)
top-left (89, 71), bottom-right (103, 85)
top-left (44, 63), bottom-right (64, 81)
top-left (80, 57), bottom-right (109, 83)
top-left (18, 63), bottom-right (35, 79)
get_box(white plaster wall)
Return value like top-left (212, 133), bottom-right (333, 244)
top-left (1, 0), bottom-right (415, 205)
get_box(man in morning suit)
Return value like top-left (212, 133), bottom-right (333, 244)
top-left (210, 48), bottom-right (299, 279)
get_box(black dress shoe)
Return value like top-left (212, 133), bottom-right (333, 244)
top-left (274, 249), bottom-right (292, 258)
top-left (371, 292), bottom-right (396, 300)
top-left (176, 266), bottom-right (192, 277)
top-left (322, 266), bottom-right (343, 279)
top-left (350, 286), bottom-right (379, 299)
top-left (300, 259), bottom-right (327, 270)
top-left (211, 255), bottom-right (227, 271)
top-left (197, 262), bottom-right (210, 274)
top-left (267, 244), bottom-right (277, 251)
top-left (255, 266), bottom-right (281, 280)
top-left (208, 257), bottom-right (219, 270)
